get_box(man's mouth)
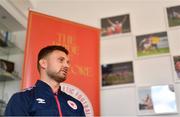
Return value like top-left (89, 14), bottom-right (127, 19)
top-left (61, 69), bottom-right (68, 75)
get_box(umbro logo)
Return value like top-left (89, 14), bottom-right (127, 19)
top-left (36, 98), bottom-right (46, 104)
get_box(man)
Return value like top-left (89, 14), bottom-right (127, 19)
top-left (5, 45), bottom-right (85, 116)
top-left (150, 36), bottom-right (160, 50)
top-left (107, 16), bottom-right (127, 34)
top-left (175, 60), bottom-right (180, 78)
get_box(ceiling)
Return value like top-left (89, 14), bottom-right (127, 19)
top-left (6, 0), bottom-right (34, 18)
top-left (0, 0), bottom-right (34, 32)
top-left (0, 4), bottom-right (24, 31)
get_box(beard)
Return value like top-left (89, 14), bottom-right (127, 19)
top-left (46, 69), bottom-right (67, 83)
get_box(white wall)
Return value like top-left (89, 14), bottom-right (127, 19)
top-left (31, 0), bottom-right (180, 116)
top-left (1, 0), bottom-right (180, 116)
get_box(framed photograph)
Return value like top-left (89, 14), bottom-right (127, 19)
top-left (135, 31), bottom-right (170, 58)
top-left (137, 84), bottom-right (178, 115)
top-left (101, 14), bottom-right (131, 37)
top-left (101, 61), bottom-right (134, 88)
top-left (173, 55), bottom-right (180, 82)
top-left (166, 5), bottom-right (180, 28)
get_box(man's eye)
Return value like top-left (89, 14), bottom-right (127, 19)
top-left (67, 61), bottom-right (70, 65)
top-left (58, 58), bottom-right (64, 62)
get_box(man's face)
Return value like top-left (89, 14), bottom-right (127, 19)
top-left (115, 21), bottom-right (119, 24)
top-left (175, 61), bottom-right (180, 72)
top-left (45, 50), bottom-right (70, 83)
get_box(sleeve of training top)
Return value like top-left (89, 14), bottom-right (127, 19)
top-left (79, 102), bottom-right (86, 116)
top-left (4, 93), bottom-right (29, 116)
top-left (80, 109), bottom-right (85, 116)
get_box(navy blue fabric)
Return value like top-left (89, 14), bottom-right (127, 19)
top-left (4, 80), bottom-right (85, 116)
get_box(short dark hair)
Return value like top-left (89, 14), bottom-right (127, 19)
top-left (37, 45), bottom-right (69, 72)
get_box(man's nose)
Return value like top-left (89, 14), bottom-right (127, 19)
top-left (64, 61), bottom-right (70, 68)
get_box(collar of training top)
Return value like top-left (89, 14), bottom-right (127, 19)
top-left (35, 80), bottom-right (62, 95)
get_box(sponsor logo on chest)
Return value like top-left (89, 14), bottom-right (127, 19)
top-left (67, 100), bottom-right (77, 110)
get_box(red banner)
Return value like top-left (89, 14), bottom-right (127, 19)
top-left (22, 10), bottom-right (100, 116)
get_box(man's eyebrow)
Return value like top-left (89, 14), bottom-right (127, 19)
top-left (57, 57), bottom-right (65, 60)
top-left (57, 57), bottom-right (70, 61)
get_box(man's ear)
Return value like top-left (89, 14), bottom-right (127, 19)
top-left (39, 59), bottom-right (47, 69)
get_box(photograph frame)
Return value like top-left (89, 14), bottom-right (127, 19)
top-left (172, 55), bottom-right (180, 83)
top-left (100, 13), bottom-right (132, 39)
top-left (101, 61), bottom-right (135, 89)
top-left (136, 84), bottom-right (178, 116)
top-left (165, 5), bottom-right (180, 30)
top-left (134, 31), bottom-right (170, 59)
